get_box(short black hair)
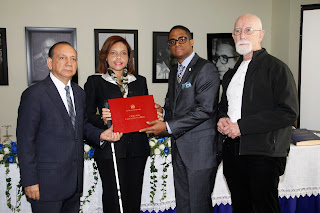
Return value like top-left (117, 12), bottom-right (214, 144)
top-left (169, 25), bottom-right (192, 39)
top-left (48, 41), bottom-right (74, 58)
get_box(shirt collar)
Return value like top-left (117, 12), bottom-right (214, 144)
top-left (179, 52), bottom-right (195, 68)
top-left (50, 72), bottom-right (71, 89)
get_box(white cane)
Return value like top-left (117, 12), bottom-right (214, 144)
top-left (104, 100), bottom-right (124, 213)
top-left (110, 142), bottom-right (124, 213)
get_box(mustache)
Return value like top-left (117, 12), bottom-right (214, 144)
top-left (236, 40), bottom-right (251, 45)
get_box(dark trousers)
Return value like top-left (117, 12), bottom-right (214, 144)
top-left (223, 137), bottom-right (286, 213)
top-left (95, 156), bottom-right (148, 213)
top-left (30, 191), bottom-right (80, 213)
top-left (172, 142), bottom-right (217, 213)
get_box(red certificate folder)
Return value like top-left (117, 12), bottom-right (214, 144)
top-left (108, 95), bottom-right (158, 133)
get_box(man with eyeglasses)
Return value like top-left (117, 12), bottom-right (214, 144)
top-left (217, 14), bottom-right (299, 213)
top-left (212, 39), bottom-right (239, 80)
top-left (140, 25), bottom-right (220, 213)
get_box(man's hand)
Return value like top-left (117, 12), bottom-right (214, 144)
top-left (218, 117), bottom-right (241, 138)
top-left (24, 184), bottom-right (40, 200)
top-left (101, 108), bottom-right (112, 125)
top-left (155, 104), bottom-right (164, 121)
top-left (139, 120), bottom-right (166, 135)
top-left (217, 117), bottom-right (231, 134)
top-left (224, 122), bottom-right (241, 139)
top-left (100, 125), bottom-right (123, 142)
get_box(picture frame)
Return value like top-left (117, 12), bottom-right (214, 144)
top-left (94, 29), bottom-right (138, 74)
top-left (207, 33), bottom-right (239, 81)
top-left (152, 32), bottom-right (178, 83)
top-left (0, 28), bottom-right (8, 85)
top-left (25, 27), bottom-right (77, 86)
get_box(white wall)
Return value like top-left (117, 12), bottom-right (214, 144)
top-left (0, 0), bottom-right (274, 140)
top-left (271, 0), bottom-right (290, 64)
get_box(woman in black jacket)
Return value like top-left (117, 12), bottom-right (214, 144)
top-left (84, 36), bottom-right (149, 213)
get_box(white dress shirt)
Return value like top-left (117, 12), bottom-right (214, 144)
top-left (50, 72), bottom-right (76, 115)
top-left (226, 60), bottom-right (251, 123)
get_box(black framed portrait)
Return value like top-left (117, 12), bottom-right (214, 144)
top-left (0, 28), bottom-right (8, 85)
top-left (207, 33), bottom-right (239, 81)
top-left (94, 29), bottom-right (138, 74)
top-left (25, 27), bottom-right (77, 86)
top-left (152, 32), bottom-right (178, 83)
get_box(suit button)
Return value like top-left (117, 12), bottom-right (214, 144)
top-left (74, 159), bottom-right (77, 162)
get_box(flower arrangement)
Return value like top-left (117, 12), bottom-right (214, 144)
top-left (83, 144), bottom-right (95, 160)
top-left (0, 142), bottom-right (18, 164)
top-left (149, 136), bottom-right (171, 203)
top-left (80, 143), bottom-right (98, 213)
top-left (0, 141), bottom-right (97, 213)
top-left (0, 141), bottom-right (22, 212)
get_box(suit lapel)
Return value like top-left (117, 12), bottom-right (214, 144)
top-left (72, 82), bottom-right (81, 133)
top-left (44, 76), bottom-right (75, 134)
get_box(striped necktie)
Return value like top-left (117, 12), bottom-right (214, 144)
top-left (65, 85), bottom-right (76, 129)
top-left (177, 64), bottom-right (185, 83)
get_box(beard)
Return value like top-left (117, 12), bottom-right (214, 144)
top-left (235, 40), bottom-right (252, 55)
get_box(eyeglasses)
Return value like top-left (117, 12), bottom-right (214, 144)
top-left (167, 36), bottom-right (191, 46)
top-left (233, 27), bottom-right (261, 36)
top-left (212, 55), bottom-right (239, 64)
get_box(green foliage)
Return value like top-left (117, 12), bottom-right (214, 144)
top-left (148, 136), bottom-right (172, 204)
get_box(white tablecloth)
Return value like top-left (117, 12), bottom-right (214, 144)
top-left (1, 145), bottom-right (320, 212)
top-left (211, 144), bottom-right (320, 206)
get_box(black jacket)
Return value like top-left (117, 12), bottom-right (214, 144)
top-left (218, 49), bottom-right (299, 157)
top-left (84, 74), bottom-right (150, 159)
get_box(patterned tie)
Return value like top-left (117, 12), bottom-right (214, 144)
top-left (65, 86), bottom-right (76, 129)
top-left (177, 64), bottom-right (185, 83)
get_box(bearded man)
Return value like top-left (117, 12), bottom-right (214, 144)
top-left (217, 14), bottom-right (299, 213)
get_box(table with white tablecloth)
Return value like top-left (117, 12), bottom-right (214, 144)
top-left (1, 144), bottom-right (320, 212)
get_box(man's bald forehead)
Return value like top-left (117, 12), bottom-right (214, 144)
top-left (235, 14), bottom-right (263, 30)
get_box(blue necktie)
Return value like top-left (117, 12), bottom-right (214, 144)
top-left (65, 86), bottom-right (76, 129)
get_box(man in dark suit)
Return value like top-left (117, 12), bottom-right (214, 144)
top-left (140, 25), bottom-right (220, 213)
top-left (17, 41), bottom-right (122, 213)
top-left (217, 14), bottom-right (299, 213)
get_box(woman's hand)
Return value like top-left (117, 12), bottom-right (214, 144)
top-left (101, 108), bottom-right (112, 125)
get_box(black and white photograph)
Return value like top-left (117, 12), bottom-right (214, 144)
top-left (0, 28), bottom-right (8, 85)
top-left (25, 27), bottom-right (77, 86)
top-left (207, 33), bottom-right (239, 81)
top-left (152, 32), bottom-right (177, 83)
top-left (94, 29), bottom-right (138, 74)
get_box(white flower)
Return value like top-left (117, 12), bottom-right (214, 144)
top-left (159, 144), bottom-right (165, 150)
top-left (149, 141), bottom-right (156, 147)
top-left (0, 154), bottom-right (4, 161)
top-left (168, 139), bottom-right (171, 148)
top-left (154, 148), bottom-right (161, 155)
top-left (4, 148), bottom-right (9, 154)
top-left (84, 145), bottom-right (91, 153)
